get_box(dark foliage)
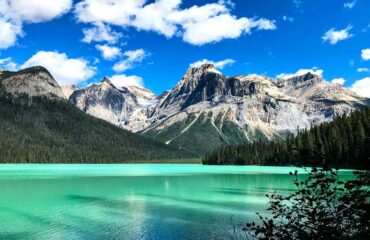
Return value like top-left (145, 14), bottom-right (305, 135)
top-left (0, 84), bottom-right (194, 163)
top-left (203, 108), bottom-right (370, 169)
top-left (243, 168), bottom-right (370, 240)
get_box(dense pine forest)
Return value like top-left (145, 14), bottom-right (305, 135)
top-left (0, 84), bottom-right (194, 163)
top-left (203, 108), bottom-right (370, 169)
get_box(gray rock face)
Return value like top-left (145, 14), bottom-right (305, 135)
top-left (0, 66), bottom-right (64, 99)
top-left (140, 64), bottom-right (368, 153)
top-left (69, 77), bottom-right (156, 132)
top-left (9, 64), bottom-right (366, 154)
top-left (61, 85), bottom-right (77, 99)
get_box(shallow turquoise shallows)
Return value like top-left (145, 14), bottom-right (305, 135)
top-left (0, 164), bottom-right (353, 240)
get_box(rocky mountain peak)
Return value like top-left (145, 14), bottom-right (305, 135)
top-left (61, 85), bottom-right (77, 99)
top-left (186, 63), bottom-right (217, 75)
top-left (285, 72), bottom-right (323, 85)
top-left (179, 64), bottom-right (221, 90)
top-left (3, 65), bottom-right (368, 155)
top-left (0, 66), bottom-right (64, 99)
top-left (100, 76), bottom-right (116, 87)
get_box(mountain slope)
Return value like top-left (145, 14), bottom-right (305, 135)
top-left (69, 77), bottom-right (156, 132)
top-left (141, 64), bottom-right (369, 154)
top-left (67, 64), bottom-right (369, 155)
top-left (0, 67), bottom-right (193, 163)
top-left (203, 108), bottom-right (370, 169)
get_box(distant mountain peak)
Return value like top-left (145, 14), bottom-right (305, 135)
top-left (187, 63), bottom-right (221, 76)
top-left (101, 76), bottom-right (115, 86)
top-left (0, 66), bottom-right (64, 99)
top-left (5, 65), bottom-right (367, 156)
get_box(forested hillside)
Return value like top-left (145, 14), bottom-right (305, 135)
top-left (203, 108), bottom-right (370, 169)
top-left (0, 84), bottom-right (193, 163)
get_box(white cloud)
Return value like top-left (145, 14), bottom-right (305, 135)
top-left (21, 51), bottom-right (96, 86)
top-left (0, 0), bottom-right (72, 49)
top-left (109, 74), bottom-right (144, 88)
top-left (322, 25), bottom-right (353, 45)
top-left (276, 67), bottom-right (324, 79)
top-left (351, 77), bottom-right (370, 97)
top-left (344, 1), bottom-right (356, 9)
top-left (0, 19), bottom-right (22, 49)
top-left (95, 44), bottom-right (120, 60)
top-left (113, 49), bottom-right (147, 72)
top-left (75, 0), bottom-right (141, 25)
top-left (357, 68), bottom-right (369, 73)
top-left (361, 48), bottom-right (370, 60)
top-left (74, 0), bottom-right (276, 45)
top-left (282, 16), bottom-right (294, 22)
top-left (82, 23), bottom-right (122, 43)
top-left (6, 0), bottom-right (72, 23)
top-left (190, 58), bottom-right (235, 69)
top-left (0, 57), bottom-right (17, 70)
top-left (331, 78), bottom-right (346, 85)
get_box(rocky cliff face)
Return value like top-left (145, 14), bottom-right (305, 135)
top-left (0, 66), bottom-right (64, 99)
top-left (61, 64), bottom-right (369, 154)
top-left (69, 77), bottom-right (157, 132)
top-left (61, 85), bottom-right (77, 99)
top-left (140, 64), bottom-right (368, 154)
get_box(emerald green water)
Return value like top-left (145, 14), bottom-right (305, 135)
top-left (0, 164), bottom-right (353, 240)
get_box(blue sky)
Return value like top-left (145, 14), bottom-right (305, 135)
top-left (0, 0), bottom-right (369, 96)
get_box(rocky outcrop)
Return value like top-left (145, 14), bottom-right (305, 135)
top-left (0, 66), bottom-right (64, 99)
top-left (9, 64), bottom-right (366, 155)
top-left (140, 64), bottom-right (368, 154)
top-left (61, 85), bottom-right (77, 99)
top-left (69, 77), bottom-right (157, 132)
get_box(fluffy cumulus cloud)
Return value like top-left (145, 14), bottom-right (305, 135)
top-left (0, 0), bottom-right (72, 49)
top-left (322, 25), bottom-right (353, 45)
top-left (5, 0), bottom-right (72, 23)
top-left (351, 77), bottom-right (370, 97)
top-left (331, 78), bottom-right (346, 85)
top-left (82, 23), bottom-right (122, 43)
top-left (74, 0), bottom-right (276, 45)
top-left (113, 49), bottom-right (147, 72)
top-left (276, 67), bottom-right (324, 79)
top-left (95, 44), bottom-right (121, 60)
top-left (190, 58), bottom-right (235, 69)
top-left (361, 48), bottom-right (370, 60)
top-left (21, 51), bottom-right (96, 86)
top-left (109, 74), bottom-right (144, 88)
top-left (0, 19), bottom-right (22, 49)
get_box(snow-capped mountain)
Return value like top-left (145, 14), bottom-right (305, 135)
top-left (67, 63), bottom-right (369, 154)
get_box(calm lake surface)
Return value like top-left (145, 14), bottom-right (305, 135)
top-left (0, 164), bottom-right (353, 240)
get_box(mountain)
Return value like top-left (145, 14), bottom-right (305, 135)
top-left (68, 64), bottom-right (369, 155)
top-left (203, 107), bottom-right (370, 169)
top-left (69, 77), bottom-right (157, 132)
top-left (0, 66), bottom-right (64, 99)
top-left (0, 66), bottom-right (193, 163)
top-left (142, 64), bottom-right (368, 154)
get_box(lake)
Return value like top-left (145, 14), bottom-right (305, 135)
top-left (0, 164), bottom-right (353, 240)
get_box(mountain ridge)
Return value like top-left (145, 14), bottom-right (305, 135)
top-left (66, 63), bottom-right (369, 154)
top-left (3, 64), bottom-right (368, 155)
top-left (0, 66), bottom-right (194, 163)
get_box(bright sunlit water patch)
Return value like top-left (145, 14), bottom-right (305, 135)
top-left (0, 164), bottom-right (353, 240)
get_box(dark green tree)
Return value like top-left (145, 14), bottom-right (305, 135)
top-left (243, 168), bottom-right (370, 240)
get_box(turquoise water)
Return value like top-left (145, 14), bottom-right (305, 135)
top-left (0, 164), bottom-right (353, 240)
